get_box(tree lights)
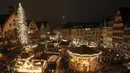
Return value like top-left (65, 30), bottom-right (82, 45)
top-left (16, 3), bottom-right (28, 45)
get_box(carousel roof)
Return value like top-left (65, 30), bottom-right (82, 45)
top-left (69, 45), bottom-right (100, 54)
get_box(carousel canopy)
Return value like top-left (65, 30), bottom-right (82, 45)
top-left (69, 45), bottom-right (100, 54)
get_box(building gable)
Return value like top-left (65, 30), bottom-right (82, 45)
top-left (4, 13), bottom-right (17, 30)
top-left (35, 21), bottom-right (48, 30)
top-left (28, 20), bottom-right (39, 31)
top-left (1, 13), bottom-right (17, 39)
top-left (115, 10), bottom-right (122, 22)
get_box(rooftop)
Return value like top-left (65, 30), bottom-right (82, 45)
top-left (63, 22), bottom-right (101, 29)
top-left (35, 21), bottom-right (48, 29)
top-left (69, 45), bottom-right (100, 54)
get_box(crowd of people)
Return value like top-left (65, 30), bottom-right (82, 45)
top-left (100, 47), bottom-right (129, 73)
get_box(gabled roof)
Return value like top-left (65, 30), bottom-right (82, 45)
top-left (35, 21), bottom-right (48, 29)
top-left (0, 14), bottom-right (10, 27)
top-left (63, 22), bottom-right (101, 29)
top-left (118, 7), bottom-right (130, 27)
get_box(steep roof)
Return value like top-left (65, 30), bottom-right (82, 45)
top-left (118, 7), bottom-right (130, 27)
top-left (0, 14), bottom-right (10, 27)
top-left (35, 21), bottom-right (48, 29)
top-left (63, 22), bottom-right (101, 29)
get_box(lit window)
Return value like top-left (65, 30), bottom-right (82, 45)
top-left (47, 32), bottom-right (50, 34)
top-left (28, 31), bottom-right (33, 33)
top-left (85, 28), bottom-right (90, 30)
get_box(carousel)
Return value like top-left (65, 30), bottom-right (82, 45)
top-left (67, 45), bottom-right (102, 72)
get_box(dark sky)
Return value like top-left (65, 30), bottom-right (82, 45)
top-left (1, 0), bottom-right (130, 25)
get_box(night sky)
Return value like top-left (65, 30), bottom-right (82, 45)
top-left (0, 0), bottom-right (130, 25)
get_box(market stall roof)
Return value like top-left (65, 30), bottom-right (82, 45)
top-left (69, 45), bottom-right (100, 54)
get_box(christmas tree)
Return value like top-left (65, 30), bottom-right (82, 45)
top-left (16, 3), bottom-right (28, 45)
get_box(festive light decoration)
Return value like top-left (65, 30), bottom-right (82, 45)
top-left (67, 50), bottom-right (102, 57)
top-left (16, 3), bottom-right (28, 45)
top-left (67, 49), bottom-right (102, 72)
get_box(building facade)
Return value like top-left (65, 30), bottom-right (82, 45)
top-left (35, 21), bottom-right (50, 40)
top-left (113, 10), bottom-right (124, 47)
top-left (62, 22), bottom-right (102, 43)
top-left (101, 16), bottom-right (114, 48)
top-left (28, 20), bottom-right (40, 44)
top-left (121, 8), bottom-right (130, 50)
top-left (112, 7), bottom-right (130, 48)
top-left (0, 13), bottom-right (17, 45)
top-left (0, 14), bottom-right (51, 45)
top-left (28, 20), bottom-right (50, 44)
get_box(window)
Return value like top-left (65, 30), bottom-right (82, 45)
top-left (9, 23), bottom-right (11, 27)
top-left (47, 32), bottom-right (50, 34)
top-left (13, 20), bottom-right (15, 22)
top-left (115, 20), bottom-right (122, 24)
top-left (113, 32), bottom-right (123, 37)
top-left (113, 27), bottom-right (123, 30)
top-left (28, 31), bottom-right (33, 33)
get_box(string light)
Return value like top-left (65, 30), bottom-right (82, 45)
top-left (67, 50), bottom-right (102, 57)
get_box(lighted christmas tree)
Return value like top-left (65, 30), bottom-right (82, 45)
top-left (16, 3), bottom-right (28, 45)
